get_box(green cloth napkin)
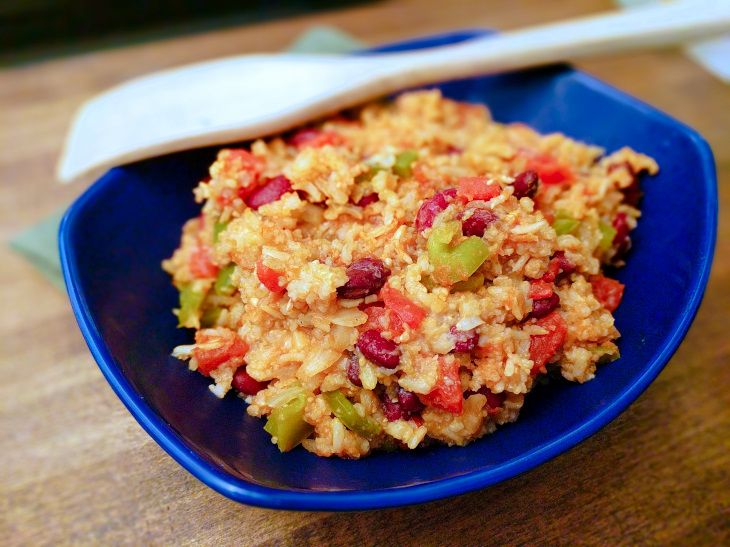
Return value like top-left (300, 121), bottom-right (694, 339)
top-left (10, 209), bottom-right (67, 290)
top-left (10, 25), bottom-right (364, 290)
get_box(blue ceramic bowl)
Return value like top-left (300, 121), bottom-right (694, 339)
top-left (59, 30), bottom-right (717, 511)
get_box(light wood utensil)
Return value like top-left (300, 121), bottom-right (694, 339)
top-left (57, 0), bottom-right (730, 185)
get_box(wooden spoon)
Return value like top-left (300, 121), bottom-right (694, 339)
top-left (57, 0), bottom-right (730, 185)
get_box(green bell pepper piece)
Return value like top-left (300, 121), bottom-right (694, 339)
top-left (552, 210), bottom-right (580, 236)
top-left (213, 220), bottom-right (229, 244)
top-left (589, 345), bottom-right (620, 365)
top-left (428, 220), bottom-right (460, 249)
top-left (264, 386), bottom-right (314, 452)
top-left (355, 165), bottom-right (386, 184)
top-left (421, 275), bottom-right (436, 291)
top-left (177, 283), bottom-right (207, 328)
top-left (214, 263), bottom-right (236, 296)
top-left (450, 272), bottom-right (485, 293)
top-left (428, 221), bottom-right (490, 285)
top-left (552, 218), bottom-right (580, 235)
top-left (598, 220), bottom-right (617, 252)
top-left (323, 390), bottom-right (381, 440)
top-left (393, 150), bottom-right (418, 179)
top-left (200, 306), bottom-right (222, 328)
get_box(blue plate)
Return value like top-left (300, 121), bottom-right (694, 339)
top-left (59, 30), bottom-right (717, 511)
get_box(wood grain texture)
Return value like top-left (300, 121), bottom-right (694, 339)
top-left (2, 0), bottom-right (728, 544)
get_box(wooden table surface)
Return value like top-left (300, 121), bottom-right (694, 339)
top-left (2, 0), bottom-right (729, 544)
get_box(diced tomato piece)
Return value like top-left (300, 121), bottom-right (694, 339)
top-left (290, 129), bottom-right (347, 149)
top-left (419, 357), bottom-right (463, 415)
top-left (216, 149), bottom-right (265, 200)
top-left (590, 274), bottom-right (625, 312)
top-left (474, 346), bottom-right (490, 359)
top-left (256, 260), bottom-right (286, 294)
top-left (193, 331), bottom-right (249, 376)
top-left (363, 305), bottom-right (405, 337)
top-left (224, 149), bottom-right (260, 163)
top-left (457, 176), bottom-right (502, 202)
top-left (236, 187), bottom-right (255, 201)
top-left (523, 151), bottom-right (574, 185)
top-left (529, 279), bottom-right (554, 300)
top-left (189, 243), bottom-right (218, 279)
top-left (380, 285), bottom-right (427, 330)
top-left (540, 258), bottom-right (562, 283)
top-left (529, 311), bottom-right (568, 375)
top-left (412, 163), bottom-right (430, 184)
top-left (216, 188), bottom-right (235, 206)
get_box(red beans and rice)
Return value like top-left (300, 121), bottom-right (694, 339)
top-left (163, 90), bottom-right (657, 458)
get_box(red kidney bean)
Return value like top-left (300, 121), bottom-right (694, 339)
top-left (612, 213), bottom-right (630, 246)
top-left (397, 388), bottom-right (425, 413)
top-left (607, 162), bottom-right (624, 174)
top-left (245, 175), bottom-right (292, 210)
top-left (530, 293), bottom-right (560, 319)
top-left (415, 188), bottom-right (457, 232)
top-left (356, 193), bottom-right (379, 207)
top-left (346, 354), bottom-right (362, 387)
top-left (551, 251), bottom-right (576, 283)
top-left (486, 391), bottom-right (506, 409)
top-left (622, 177), bottom-right (642, 207)
top-left (512, 170), bottom-right (539, 199)
top-left (356, 329), bottom-right (400, 369)
top-left (232, 366), bottom-right (268, 395)
top-left (476, 386), bottom-right (506, 409)
top-left (337, 258), bottom-right (391, 299)
top-left (450, 327), bottom-right (479, 353)
top-left (289, 128), bottom-right (320, 147)
top-left (289, 128), bottom-right (345, 148)
top-left (612, 212), bottom-right (632, 257)
top-left (553, 251), bottom-right (576, 274)
top-left (382, 397), bottom-right (407, 421)
top-left (542, 252), bottom-right (576, 284)
top-left (609, 162), bottom-right (642, 207)
top-left (461, 208), bottom-right (497, 237)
